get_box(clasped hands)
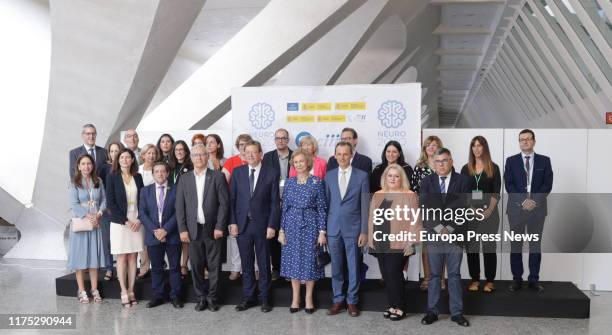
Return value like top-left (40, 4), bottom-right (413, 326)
top-left (85, 213), bottom-right (100, 229)
top-left (277, 230), bottom-right (329, 247)
top-left (521, 198), bottom-right (537, 211)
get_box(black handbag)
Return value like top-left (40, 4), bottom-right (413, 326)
top-left (316, 245), bottom-right (331, 267)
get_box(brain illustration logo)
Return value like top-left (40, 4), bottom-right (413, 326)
top-left (377, 100), bottom-right (407, 128)
top-left (249, 103), bottom-right (275, 129)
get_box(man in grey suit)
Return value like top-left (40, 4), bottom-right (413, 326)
top-left (68, 123), bottom-right (108, 178)
top-left (176, 144), bottom-right (229, 312)
top-left (325, 141), bottom-right (370, 317)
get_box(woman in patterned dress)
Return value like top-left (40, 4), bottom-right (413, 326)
top-left (411, 135), bottom-right (444, 291)
top-left (279, 149), bottom-right (327, 314)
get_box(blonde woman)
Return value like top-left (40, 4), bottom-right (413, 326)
top-left (368, 164), bottom-right (421, 320)
top-left (289, 135), bottom-right (327, 179)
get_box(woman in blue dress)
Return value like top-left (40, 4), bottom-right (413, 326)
top-left (68, 154), bottom-right (107, 304)
top-left (278, 149), bottom-right (327, 314)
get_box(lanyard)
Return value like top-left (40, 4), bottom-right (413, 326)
top-left (474, 172), bottom-right (483, 191)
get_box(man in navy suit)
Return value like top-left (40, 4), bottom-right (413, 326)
top-left (504, 129), bottom-right (553, 293)
top-left (69, 123), bottom-right (108, 178)
top-left (325, 141), bottom-right (369, 317)
top-left (262, 128), bottom-right (293, 280)
top-left (138, 162), bottom-right (182, 308)
top-left (420, 148), bottom-right (471, 327)
top-left (230, 141), bottom-right (280, 313)
top-left (327, 127), bottom-right (372, 176)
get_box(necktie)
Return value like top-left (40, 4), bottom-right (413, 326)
top-left (440, 176), bottom-right (447, 194)
top-left (158, 185), bottom-right (165, 226)
top-left (249, 169), bottom-right (255, 197)
top-left (525, 156), bottom-right (531, 183)
top-left (89, 148), bottom-right (95, 162)
top-left (340, 170), bottom-right (348, 199)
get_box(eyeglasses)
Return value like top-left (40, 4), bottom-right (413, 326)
top-left (519, 138), bottom-right (534, 143)
top-left (274, 137), bottom-right (288, 141)
top-left (434, 159), bottom-right (450, 165)
top-left (83, 132), bottom-right (96, 136)
top-left (340, 137), bottom-right (353, 141)
top-left (191, 153), bottom-right (208, 158)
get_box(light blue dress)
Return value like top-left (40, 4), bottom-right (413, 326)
top-left (67, 178), bottom-right (107, 271)
top-left (280, 176), bottom-right (327, 280)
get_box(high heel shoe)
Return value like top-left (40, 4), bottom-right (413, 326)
top-left (120, 292), bottom-right (131, 308)
top-left (90, 289), bottom-right (103, 303)
top-left (77, 290), bottom-right (89, 304)
top-left (289, 307), bottom-right (300, 313)
top-left (128, 291), bottom-right (138, 306)
top-left (304, 308), bottom-right (315, 314)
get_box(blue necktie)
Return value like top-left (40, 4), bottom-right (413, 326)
top-left (439, 176), bottom-right (447, 194)
top-left (89, 148), bottom-right (95, 162)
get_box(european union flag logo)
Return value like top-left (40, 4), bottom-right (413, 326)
top-left (287, 103), bottom-right (299, 111)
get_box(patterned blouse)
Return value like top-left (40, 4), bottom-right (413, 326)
top-left (410, 165), bottom-right (434, 194)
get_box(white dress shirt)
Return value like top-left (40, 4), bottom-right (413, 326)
top-left (195, 169), bottom-right (207, 224)
top-left (248, 163), bottom-right (262, 193)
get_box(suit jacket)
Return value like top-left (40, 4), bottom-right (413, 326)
top-left (504, 152), bottom-right (553, 218)
top-left (230, 164), bottom-right (280, 233)
top-left (175, 169), bottom-right (229, 240)
top-left (420, 172), bottom-right (470, 241)
top-left (105, 172), bottom-right (144, 224)
top-left (324, 167), bottom-right (370, 238)
top-left (138, 183), bottom-right (179, 246)
top-left (262, 149), bottom-right (293, 179)
top-left (69, 145), bottom-right (108, 178)
top-left (327, 151), bottom-right (372, 176)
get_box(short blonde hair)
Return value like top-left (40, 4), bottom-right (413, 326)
top-left (290, 148), bottom-right (314, 172)
top-left (381, 164), bottom-right (410, 191)
top-left (140, 143), bottom-right (159, 162)
top-left (299, 135), bottom-right (319, 155)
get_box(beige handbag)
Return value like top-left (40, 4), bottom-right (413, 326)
top-left (71, 217), bottom-right (93, 232)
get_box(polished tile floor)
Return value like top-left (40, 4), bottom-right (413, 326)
top-left (0, 258), bottom-right (609, 335)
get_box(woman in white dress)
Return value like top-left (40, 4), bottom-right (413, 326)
top-left (106, 148), bottom-right (145, 307)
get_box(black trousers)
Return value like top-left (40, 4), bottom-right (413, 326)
top-left (269, 230), bottom-right (281, 273)
top-left (189, 224), bottom-right (222, 301)
top-left (466, 214), bottom-right (499, 282)
top-left (377, 253), bottom-right (407, 309)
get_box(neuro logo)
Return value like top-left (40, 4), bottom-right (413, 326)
top-left (249, 103), bottom-right (275, 129)
top-left (377, 100), bottom-right (407, 128)
top-left (295, 131), bottom-right (311, 147)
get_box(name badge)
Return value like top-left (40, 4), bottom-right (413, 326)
top-left (280, 179), bottom-right (285, 187)
top-left (472, 190), bottom-right (483, 200)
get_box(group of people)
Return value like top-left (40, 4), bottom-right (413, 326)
top-left (67, 124), bottom-right (553, 327)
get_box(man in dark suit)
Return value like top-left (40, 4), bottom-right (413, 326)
top-left (69, 123), bottom-right (108, 178)
top-left (504, 129), bottom-right (553, 293)
top-left (176, 144), bottom-right (229, 312)
top-left (327, 127), bottom-right (372, 176)
top-left (262, 128), bottom-right (292, 280)
top-left (138, 162), bottom-right (182, 308)
top-left (420, 147), bottom-right (471, 327)
top-left (325, 141), bottom-right (369, 317)
top-left (230, 141), bottom-right (280, 313)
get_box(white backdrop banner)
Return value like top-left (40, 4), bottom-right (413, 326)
top-left (231, 84), bottom-right (422, 166)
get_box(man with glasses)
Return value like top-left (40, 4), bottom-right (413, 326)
top-left (123, 129), bottom-right (142, 165)
top-left (176, 144), bottom-right (229, 312)
top-left (262, 128), bottom-right (292, 280)
top-left (504, 129), bottom-right (553, 293)
top-left (69, 123), bottom-right (108, 178)
top-left (326, 127), bottom-right (372, 177)
top-left (420, 148), bottom-right (470, 327)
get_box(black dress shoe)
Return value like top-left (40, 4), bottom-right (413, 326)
top-left (421, 312), bottom-right (438, 325)
top-left (170, 298), bottom-right (184, 309)
top-left (261, 300), bottom-right (272, 313)
top-left (451, 314), bottom-right (470, 327)
top-left (235, 300), bottom-right (257, 311)
top-left (508, 281), bottom-right (522, 292)
top-left (195, 299), bottom-right (208, 311)
top-left (529, 282), bottom-right (544, 292)
top-left (206, 298), bottom-right (219, 311)
top-left (146, 298), bottom-right (165, 308)
top-left (304, 308), bottom-right (315, 314)
top-left (289, 307), bottom-right (300, 313)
